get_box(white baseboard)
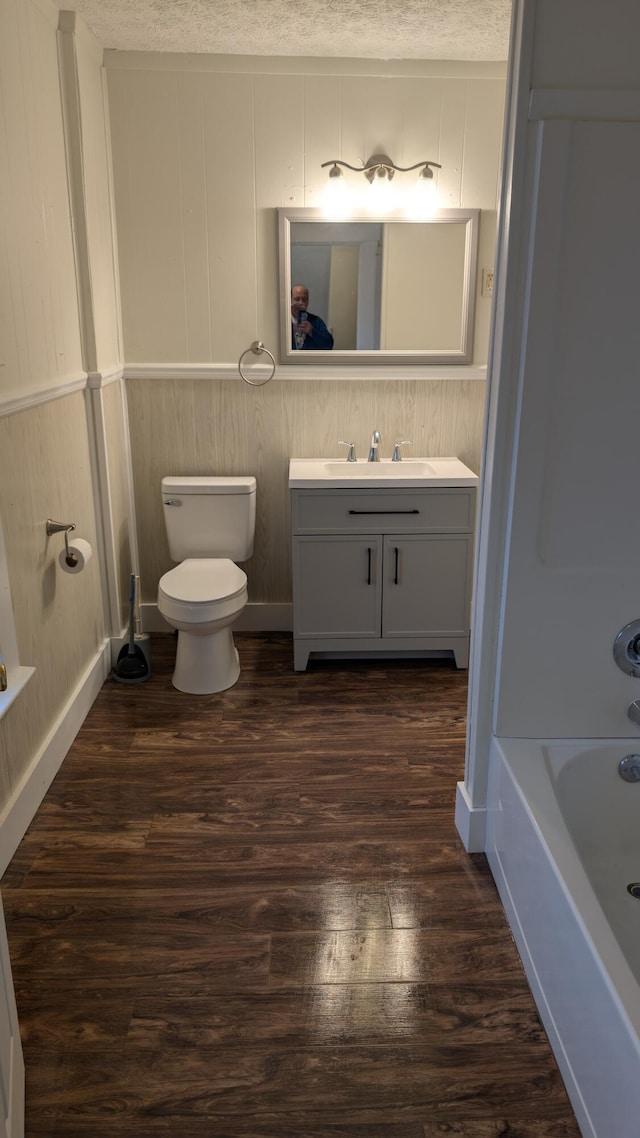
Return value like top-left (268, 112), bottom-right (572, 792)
top-left (0, 640), bottom-right (111, 878)
top-left (454, 779), bottom-right (487, 851)
top-left (140, 601), bottom-right (293, 634)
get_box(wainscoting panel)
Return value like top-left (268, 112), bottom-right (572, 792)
top-left (126, 376), bottom-right (486, 609)
top-left (0, 392), bottom-right (105, 814)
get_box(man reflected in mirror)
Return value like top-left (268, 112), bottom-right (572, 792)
top-left (291, 285), bottom-right (334, 350)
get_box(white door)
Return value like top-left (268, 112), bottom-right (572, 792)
top-left (0, 894), bottom-right (23, 1138)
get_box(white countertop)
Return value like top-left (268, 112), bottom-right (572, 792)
top-left (289, 456), bottom-right (479, 489)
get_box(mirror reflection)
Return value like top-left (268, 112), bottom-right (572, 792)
top-left (279, 208), bottom-right (480, 366)
top-left (290, 284), bottom-right (334, 351)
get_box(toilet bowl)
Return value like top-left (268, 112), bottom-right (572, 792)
top-left (158, 558), bottom-right (248, 694)
top-left (159, 474), bottom-right (256, 694)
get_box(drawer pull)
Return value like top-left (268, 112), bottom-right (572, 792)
top-left (348, 509), bottom-right (420, 515)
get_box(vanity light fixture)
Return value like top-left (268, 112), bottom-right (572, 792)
top-left (321, 153), bottom-right (441, 183)
top-left (321, 153), bottom-right (441, 217)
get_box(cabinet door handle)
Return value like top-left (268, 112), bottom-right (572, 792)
top-left (394, 546), bottom-right (399, 585)
top-left (348, 509), bottom-right (420, 515)
top-left (367, 547), bottom-right (372, 585)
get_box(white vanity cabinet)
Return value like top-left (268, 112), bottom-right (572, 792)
top-left (291, 485), bottom-right (476, 670)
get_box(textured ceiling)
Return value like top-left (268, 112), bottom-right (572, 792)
top-left (68, 0), bottom-right (512, 60)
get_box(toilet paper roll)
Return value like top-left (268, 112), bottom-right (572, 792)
top-left (59, 538), bottom-right (93, 574)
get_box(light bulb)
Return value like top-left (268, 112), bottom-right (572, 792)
top-left (322, 165), bottom-right (352, 219)
top-left (405, 167), bottom-right (438, 219)
top-left (367, 169), bottom-right (394, 214)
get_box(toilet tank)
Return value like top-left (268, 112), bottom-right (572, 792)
top-left (162, 476), bottom-right (256, 561)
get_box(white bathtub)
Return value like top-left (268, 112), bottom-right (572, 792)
top-left (486, 737), bottom-right (640, 1138)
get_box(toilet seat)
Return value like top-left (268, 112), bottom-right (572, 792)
top-left (158, 558), bottom-right (247, 624)
top-left (160, 558), bottom-right (246, 603)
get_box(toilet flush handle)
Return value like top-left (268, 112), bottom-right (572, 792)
top-left (164, 498), bottom-right (182, 506)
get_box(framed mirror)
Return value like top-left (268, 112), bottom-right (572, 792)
top-left (278, 207), bottom-right (480, 367)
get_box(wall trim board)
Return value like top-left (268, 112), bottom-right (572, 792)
top-left (86, 366), bottom-right (124, 388)
top-left (462, 0), bottom-right (536, 815)
top-left (124, 364), bottom-right (488, 382)
top-left (454, 779), bottom-right (487, 852)
top-left (104, 52), bottom-right (507, 79)
top-left (0, 368), bottom-right (124, 420)
top-left (140, 601), bottom-right (293, 634)
top-left (85, 384), bottom-right (122, 637)
top-left (0, 640), bottom-right (112, 879)
top-left (0, 375), bottom-right (88, 420)
top-left (0, 364), bottom-right (487, 399)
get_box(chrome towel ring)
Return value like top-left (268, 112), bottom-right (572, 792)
top-left (238, 341), bottom-right (276, 386)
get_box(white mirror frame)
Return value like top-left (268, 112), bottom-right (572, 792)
top-left (278, 207), bottom-right (480, 368)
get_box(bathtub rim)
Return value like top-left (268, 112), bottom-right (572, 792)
top-left (487, 734), bottom-right (640, 1138)
top-left (489, 735), bottom-right (640, 1042)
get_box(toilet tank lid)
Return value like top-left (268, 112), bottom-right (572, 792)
top-left (162, 476), bottom-right (256, 495)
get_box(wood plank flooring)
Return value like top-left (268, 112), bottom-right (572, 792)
top-left (2, 633), bottom-right (582, 1137)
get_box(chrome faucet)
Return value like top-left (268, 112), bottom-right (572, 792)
top-left (368, 429), bottom-right (381, 462)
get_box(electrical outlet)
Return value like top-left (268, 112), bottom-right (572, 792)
top-left (482, 269), bottom-right (495, 297)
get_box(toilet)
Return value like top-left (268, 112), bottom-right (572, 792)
top-left (158, 475), bottom-right (256, 694)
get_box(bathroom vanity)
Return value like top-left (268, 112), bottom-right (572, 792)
top-left (289, 458), bottom-right (478, 671)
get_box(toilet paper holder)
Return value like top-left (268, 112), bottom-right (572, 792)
top-left (46, 519), bottom-right (78, 567)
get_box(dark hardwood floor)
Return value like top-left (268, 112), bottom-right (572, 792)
top-left (2, 633), bottom-right (582, 1137)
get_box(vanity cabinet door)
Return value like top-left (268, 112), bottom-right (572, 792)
top-left (382, 534), bottom-right (473, 637)
top-left (292, 535), bottom-right (383, 636)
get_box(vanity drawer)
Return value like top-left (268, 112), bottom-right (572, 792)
top-left (291, 487), bottom-right (476, 534)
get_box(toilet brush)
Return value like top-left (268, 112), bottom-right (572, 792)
top-left (133, 573), bottom-right (152, 673)
top-left (112, 574), bottom-right (151, 683)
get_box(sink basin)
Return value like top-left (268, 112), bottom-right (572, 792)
top-left (322, 460), bottom-right (438, 478)
top-left (289, 457), bottom-right (479, 488)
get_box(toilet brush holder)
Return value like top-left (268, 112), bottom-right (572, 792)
top-left (134, 632), bottom-right (152, 672)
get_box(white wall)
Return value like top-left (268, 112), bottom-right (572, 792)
top-left (105, 54), bottom-right (505, 367)
top-left (0, 0), bottom-right (130, 850)
top-left (0, 0), bottom-right (83, 401)
top-left (72, 16), bottom-right (122, 372)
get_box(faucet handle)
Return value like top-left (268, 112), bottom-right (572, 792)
top-left (391, 440), bottom-right (412, 462)
top-left (628, 700), bottom-right (640, 728)
top-left (338, 440), bottom-right (357, 462)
